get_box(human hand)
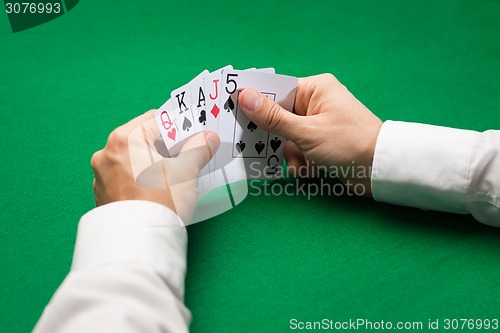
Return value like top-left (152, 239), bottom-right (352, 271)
top-left (91, 110), bottom-right (220, 222)
top-left (238, 74), bottom-right (382, 196)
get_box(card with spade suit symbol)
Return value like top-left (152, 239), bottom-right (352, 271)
top-left (157, 70), bottom-right (207, 156)
top-left (155, 66), bottom-right (297, 214)
top-left (171, 70), bottom-right (208, 134)
top-left (153, 66), bottom-right (298, 225)
top-left (207, 68), bottom-right (278, 187)
top-left (215, 70), bottom-right (297, 179)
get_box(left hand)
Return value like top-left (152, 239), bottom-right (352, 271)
top-left (91, 109), bottom-right (220, 222)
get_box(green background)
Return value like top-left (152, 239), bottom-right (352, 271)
top-left (1, 0), bottom-right (500, 332)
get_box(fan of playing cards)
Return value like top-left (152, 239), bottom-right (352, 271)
top-left (150, 65), bottom-right (297, 224)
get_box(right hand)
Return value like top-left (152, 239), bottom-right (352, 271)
top-left (238, 74), bottom-right (383, 196)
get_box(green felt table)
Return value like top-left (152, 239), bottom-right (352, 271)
top-left (1, 0), bottom-right (500, 332)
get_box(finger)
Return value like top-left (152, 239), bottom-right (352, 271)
top-left (284, 141), bottom-right (318, 178)
top-left (284, 140), bottom-right (307, 177)
top-left (238, 89), bottom-right (306, 142)
top-left (136, 131), bottom-right (219, 192)
top-left (149, 131), bottom-right (219, 192)
top-left (293, 74), bottom-right (344, 116)
top-left (293, 76), bottom-right (316, 116)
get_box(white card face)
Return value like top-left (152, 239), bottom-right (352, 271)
top-left (170, 70), bottom-right (208, 136)
top-left (155, 96), bottom-right (214, 203)
top-left (190, 70), bottom-right (209, 131)
top-left (159, 71), bottom-right (206, 156)
top-left (216, 70), bottom-right (298, 179)
top-left (175, 104), bottom-right (197, 138)
top-left (207, 67), bottom-right (268, 182)
top-left (169, 70), bottom-right (213, 198)
top-left (155, 99), bottom-right (178, 155)
top-left (185, 70), bottom-right (212, 200)
top-left (233, 91), bottom-right (276, 158)
top-left (204, 65), bottom-right (233, 135)
top-left (215, 68), bottom-right (275, 138)
top-left (203, 65), bottom-right (233, 186)
top-left (155, 103), bottom-right (197, 157)
top-left (255, 67), bottom-right (275, 74)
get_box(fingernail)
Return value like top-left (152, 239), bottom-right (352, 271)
top-left (205, 132), bottom-right (220, 153)
top-left (242, 89), bottom-right (262, 112)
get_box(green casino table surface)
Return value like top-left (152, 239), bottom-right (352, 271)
top-left (1, 0), bottom-right (500, 332)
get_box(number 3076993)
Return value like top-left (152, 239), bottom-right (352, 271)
top-left (5, 2), bottom-right (61, 14)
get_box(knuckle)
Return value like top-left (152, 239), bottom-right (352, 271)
top-left (108, 128), bottom-right (129, 146)
top-left (90, 151), bottom-right (102, 169)
top-left (316, 73), bottom-right (342, 94)
top-left (321, 73), bottom-right (338, 84)
top-left (263, 101), bottom-right (284, 132)
top-left (320, 73), bottom-right (335, 80)
top-left (319, 73), bottom-right (339, 85)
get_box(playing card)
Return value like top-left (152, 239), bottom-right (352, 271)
top-left (155, 98), bottom-right (178, 157)
top-left (155, 100), bottom-right (214, 202)
top-left (156, 71), bottom-right (206, 156)
top-left (171, 70), bottom-right (208, 134)
top-left (190, 71), bottom-right (209, 131)
top-left (155, 66), bottom-right (296, 226)
top-left (202, 65), bottom-right (233, 185)
top-left (205, 67), bottom-right (277, 186)
top-left (255, 67), bottom-right (275, 74)
top-left (204, 65), bottom-right (233, 135)
top-left (216, 70), bottom-right (297, 179)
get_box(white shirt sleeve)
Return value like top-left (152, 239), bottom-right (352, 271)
top-left (33, 200), bottom-right (191, 333)
top-left (371, 121), bottom-right (500, 227)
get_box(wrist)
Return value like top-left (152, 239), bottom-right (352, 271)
top-left (350, 117), bottom-right (383, 196)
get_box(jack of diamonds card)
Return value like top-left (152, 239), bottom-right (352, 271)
top-left (204, 65), bottom-right (233, 135)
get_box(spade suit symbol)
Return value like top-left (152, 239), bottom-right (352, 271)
top-left (255, 141), bottom-right (265, 155)
top-left (224, 96), bottom-right (235, 112)
top-left (270, 137), bottom-right (281, 152)
top-left (198, 110), bottom-right (206, 125)
top-left (236, 140), bottom-right (246, 154)
top-left (182, 117), bottom-right (192, 131)
top-left (247, 121), bottom-right (257, 132)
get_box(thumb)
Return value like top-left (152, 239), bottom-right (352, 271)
top-left (238, 88), bottom-right (304, 142)
top-left (178, 131), bottom-right (220, 172)
top-left (135, 131), bottom-right (220, 190)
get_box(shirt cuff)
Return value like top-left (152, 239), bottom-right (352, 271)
top-left (71, 200), bottom-right (187, 295)
top-left (371, 121), bottom-right (478, 214)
